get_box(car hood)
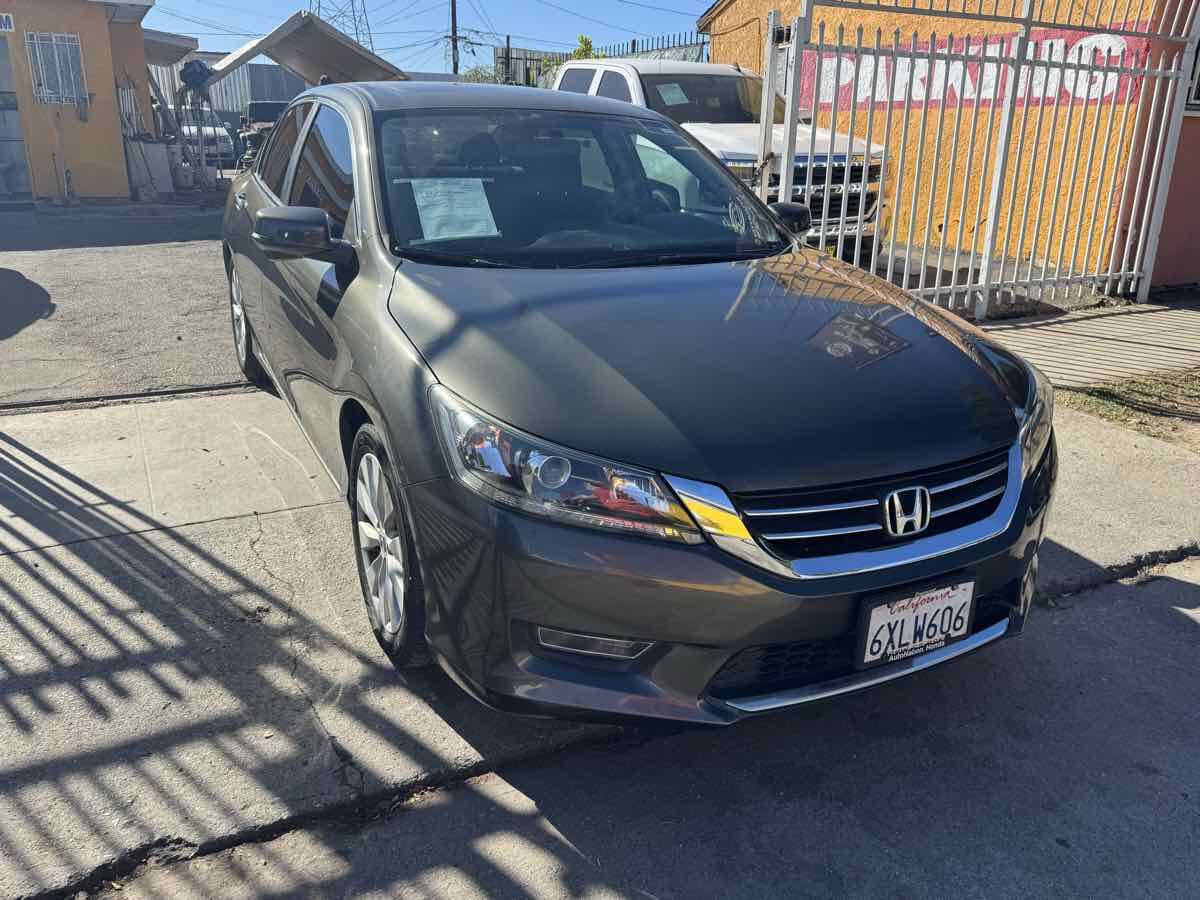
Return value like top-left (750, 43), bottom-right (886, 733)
top-left (388, 250), bottom-right (1018, 493)
top-left (680, 122), bottom-right (884, 161)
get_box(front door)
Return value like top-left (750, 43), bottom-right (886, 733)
top-left (269, 102), bottom-right (360, 473)
top-left (0, 35), bottom-right (32, 202)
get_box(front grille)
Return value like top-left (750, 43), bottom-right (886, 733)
top-left (706, 581), bottom-right (1017, 701)
top-left (734, 447), bottom-right (1010, 561)
top-left (796, 162), bottom-right (882, 184)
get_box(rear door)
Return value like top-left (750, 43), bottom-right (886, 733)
top-left (593, 70), bottom-right (635, 105)
top-left (270, 102), bottom-right (361, 458)
top-left (247, 100), bottom-right (313, 379)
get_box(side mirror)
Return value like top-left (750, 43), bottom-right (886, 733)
top-left (769, 201), bottom-right (812, 235)
top-left (252, 206), bottom-right (355, 266)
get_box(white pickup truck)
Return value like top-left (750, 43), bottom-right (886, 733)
top-left (553, 59), bottom-right (883, 249)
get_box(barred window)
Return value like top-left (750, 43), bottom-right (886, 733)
top-left (25, 32), bottom-right (88, 105)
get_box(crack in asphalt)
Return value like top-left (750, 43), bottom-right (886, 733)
top-left (1037, 541), bottom-right (1200, 602)
top-left (0, 383), bottom-right (254, 416)
top-left (25, 542), bottom-right (1200, 899)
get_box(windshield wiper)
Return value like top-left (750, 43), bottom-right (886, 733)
top-left (396, 247), bottom-right (515, 268)
top-left (566, 247), bottom-right (787, 269)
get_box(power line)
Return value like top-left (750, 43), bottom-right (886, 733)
top-left (465, 0), bottom-right (500, 36)
top-left (614, 0), bottom-right (700, 14)
top-left (310, 1), bottom-right (376, 50)
top-left (375, 0), bottom-right (444, 28)
top-left (152, 5), bottom-right (257, 36)
top-left (531, 0), bottom-right (651, 37)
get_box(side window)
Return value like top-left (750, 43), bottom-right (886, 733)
top-left (633, 134), bottom-right (700, 211)
top-left (558, 68), bottom-right (595, 93)
top-left (289, 105), bottom-right (356, 239)
top-left (258, 102), bottom-right (309, 198)
top-left (596, 71), bottom-right (631, 103)
top-left (561, 129), bottom-right (614, 192)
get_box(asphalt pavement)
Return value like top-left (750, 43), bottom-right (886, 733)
top-left (0, 211), bottom-right (238, 408)
top-left (103, 558), bottom-right (1200, 899)
top-left (0, 220), bottom-right (1197, 897)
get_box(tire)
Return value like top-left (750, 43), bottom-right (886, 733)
top-left (349, 423), bottom-right (430, 668)
top-left (228, 264), bottom-right (272, 390)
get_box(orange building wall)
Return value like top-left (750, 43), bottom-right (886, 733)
top-left (1149, 116), bottom-right (1200, 286)
top-left (702, 0), bottom-right (1180, 291)
top-left (108, 21), bottom-right (153, 137)
top-left (2, 0), bottom-right (131, 199)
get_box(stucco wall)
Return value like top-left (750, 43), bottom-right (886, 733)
top-left (2, 0), bottom-right (130, 199)
top-left (108, 20), bottom-right (153, 137)
top-left (1149, 116), bottom-right (1200, 286)
top-left (702, 0), bottom-right (1176, 291)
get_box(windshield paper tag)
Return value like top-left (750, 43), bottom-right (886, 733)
top-left (408, 178), bottom-right (500, 243)
top-left (655, 83), bottom-right (689, 106)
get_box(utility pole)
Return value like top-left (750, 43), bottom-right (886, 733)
top-left (450, 0), bottom-right (459, 74)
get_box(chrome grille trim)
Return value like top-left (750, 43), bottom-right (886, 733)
top-left (742, 497), bottom-right (878, 517)
top-left (778, 443), bottom-right (1022, 579)
top-left (930, 486), bottom-right (1006, 519)
top-left (761, 523), bottom-right (883, 541)
top-left (928, 462), bottom-right (1008, 494)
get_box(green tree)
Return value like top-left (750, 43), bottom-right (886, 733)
top-left (571, 35), bottom-right (596, 59)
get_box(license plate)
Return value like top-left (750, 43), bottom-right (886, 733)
top-left (858, 581), bottom-right (975, 669)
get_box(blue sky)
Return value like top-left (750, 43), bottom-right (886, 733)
top-left (143, 1), bottom-right (712, 74)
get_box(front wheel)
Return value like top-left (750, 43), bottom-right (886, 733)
top-left (349, 424), bottom-right (429, 668)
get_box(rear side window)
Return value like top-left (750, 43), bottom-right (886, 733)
top-left (289, 105), bottom-right (356, 239)
top-left (558, 68), bottom-right (594, 93)
top-left (259, 102), bottom-right (309, 197)
top-left (596, 71), bottom-right (631, 103)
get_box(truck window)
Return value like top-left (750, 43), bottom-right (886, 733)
top-left (596, 71), bottom-right (632, 103)
top-left (558, 67), bottom-right (595, 93)
top-left (639, 74), bottom-right (787, 125)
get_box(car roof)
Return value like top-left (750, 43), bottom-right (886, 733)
top-left (560, 59), bottom-right (748, 77)
top-left (311, 81), bottom-right (664, 118)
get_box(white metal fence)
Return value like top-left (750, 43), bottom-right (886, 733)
top-left (756, 0), bottom-right (1200, 317)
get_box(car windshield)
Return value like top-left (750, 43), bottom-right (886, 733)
top-left (376, 107), bottom-right (789, 268)
top-left (639, 74), bottom-right (787, 125)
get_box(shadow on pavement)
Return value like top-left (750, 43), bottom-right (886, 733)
top-left (0, 212), bottom-right (222, 251)
top-left (0, 269), bottom-right (54, 342)
top-left (130, 540), bottom-right (1199, 898)
top-left (0, 431), bottom-right (591, 895)
top-left (1, 423), bottom-right (1197, 896)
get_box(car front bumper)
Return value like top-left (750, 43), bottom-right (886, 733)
top-left (408, 438), bottom-right (1056, 725)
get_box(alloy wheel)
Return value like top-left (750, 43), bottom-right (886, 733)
top-left (230, 267), bottom-right (248, 366)
top-left (356, 451), bottom-right (406, 636)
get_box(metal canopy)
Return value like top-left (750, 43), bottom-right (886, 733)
top-left (142, 28), bottom-right (199, 68)
top-left (203, 12), bottom-right (406, 93)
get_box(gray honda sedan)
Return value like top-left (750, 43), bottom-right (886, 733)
top-left (222, 82), bottom-right (1055, 724)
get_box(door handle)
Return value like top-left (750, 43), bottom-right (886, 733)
top-left (234, 192), bottom-right (247, 211)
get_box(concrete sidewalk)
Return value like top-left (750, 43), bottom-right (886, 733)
top-left (986, 301), bottom-right (1200, 387)
top-left (106, 558), bottom-right (1200, 899)
top-left (1, 391), bottom-right (1199, 895)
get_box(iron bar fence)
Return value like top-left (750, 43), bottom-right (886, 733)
top-left (755, 0), bottom-right (1200, 316)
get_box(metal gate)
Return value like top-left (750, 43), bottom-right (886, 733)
top-left (754, 0), bottom-right (1200, 317)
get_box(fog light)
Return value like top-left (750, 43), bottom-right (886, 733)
top-left (536, 626), bottom-right (652, 659)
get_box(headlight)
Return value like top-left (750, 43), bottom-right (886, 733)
top-left (431, 386), bottom-right (703, 544)
top-left (1018, 360), bottom-right (1054, 480)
